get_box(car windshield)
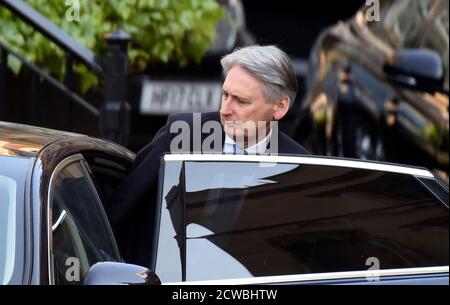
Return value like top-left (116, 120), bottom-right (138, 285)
top-left (0, 155), bottom-right (31, 284)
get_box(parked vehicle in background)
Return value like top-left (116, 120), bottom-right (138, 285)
top-left (295, 0), bottom-right (449, 183)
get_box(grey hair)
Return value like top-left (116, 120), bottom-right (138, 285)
top-left (220, 45), bottom-right (298, 105)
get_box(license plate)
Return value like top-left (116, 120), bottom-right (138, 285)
top-left (140, 80), bottom-right (222, 115)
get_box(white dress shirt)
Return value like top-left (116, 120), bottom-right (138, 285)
top-left (223, 128), bottom-right (272, 155)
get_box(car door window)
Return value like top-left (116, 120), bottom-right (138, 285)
top-left (155, 157), bottom-right (448, 283)
top-left (49, 156), bottom-right (120, 285)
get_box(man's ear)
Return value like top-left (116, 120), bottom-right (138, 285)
top-left (273, 96), bottom-right (290, 120)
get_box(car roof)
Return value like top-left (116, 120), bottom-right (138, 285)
top-left (0, 121), bottom-right (87, 157)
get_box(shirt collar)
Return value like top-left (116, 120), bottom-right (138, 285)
top-left (224, 128), bottom-right (273, 155)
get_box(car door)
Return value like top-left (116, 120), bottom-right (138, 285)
top-left (153, 154), bottom-right (449, 284)
top-left (47, 154), bottom-right (122, 285)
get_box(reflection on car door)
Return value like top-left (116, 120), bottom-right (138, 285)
top-left (154, 155), bottom-right (449, 284)
top-left (48, 154), bottom-right (121, 285)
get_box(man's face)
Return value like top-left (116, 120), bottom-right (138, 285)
top-left (220, 65), bottom-right (286, 146)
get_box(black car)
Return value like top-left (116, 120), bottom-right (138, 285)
top-left (0, 121), bottom-right (161, 285)
top-left (1, 121), bottom-right (448, 284)
top-left (296, 0), bottom-right (449, 182)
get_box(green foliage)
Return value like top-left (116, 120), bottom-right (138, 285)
top-left (0, 0), bottom-right (225, 93)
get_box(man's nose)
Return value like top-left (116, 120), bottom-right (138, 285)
top-left (220, 96), bottom-right (233, 117)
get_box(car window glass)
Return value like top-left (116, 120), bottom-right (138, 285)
top-left (155, 161), bottom-right (184, 283)
top-left (165, 161), bottom-right (449, 282)
top-left (0, 175), bottom-right (17, 285)
top-left (50, 160), bottom-right (119, 284)
top-left (0, 156), bottom-right (30, 285)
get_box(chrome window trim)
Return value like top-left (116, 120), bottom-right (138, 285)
top-left (46, 154), bottom-right (84, 285)
top-left (165, 266), bottom-right (449, 285)
top-left (416, 177), bottom-right (449, 208)
top-left (164, 154), bottom-right (433, 178)
top-left (51, 210), bottom-right (67, 233)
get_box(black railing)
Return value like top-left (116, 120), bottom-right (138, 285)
top-left (0, 0), bottom-right (130, 145)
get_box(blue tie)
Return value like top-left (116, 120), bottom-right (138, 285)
top-left (233, 144), bottom-right (247, 155)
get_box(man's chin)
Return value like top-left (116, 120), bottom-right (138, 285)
top-left (223, 125), bottom-right (237, 139)
top-left (222, 121), bottom-right (253, 144)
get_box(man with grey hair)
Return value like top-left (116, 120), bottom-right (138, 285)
top-left (219, 45), bottom-right (303, 153)
top-left (109, 45), bottom-right (309, 268)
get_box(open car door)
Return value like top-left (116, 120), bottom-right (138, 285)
top-left (154, 154), bottom-right (449, 285)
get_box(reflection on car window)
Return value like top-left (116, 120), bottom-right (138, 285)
top-left (0, 156), bottom-right (30, 285)
top-left (51, 161), bottom-right (119, 284)
top-left (0, 175), bottom-right (17, 285)
top-left (186, 223), bottom-right (252, 281)
top-left (155, 161), bottom-right (185, 283)
top-left (175, 161), bottom-right (448, 281)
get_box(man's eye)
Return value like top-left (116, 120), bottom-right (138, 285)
top-left (222, 92), bottom-right (228, 99)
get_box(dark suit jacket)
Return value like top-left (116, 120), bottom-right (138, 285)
top-left (109, 111), bottom-right (309, 268)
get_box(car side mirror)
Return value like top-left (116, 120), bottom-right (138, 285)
top-left (84, 262), bottom-right (161, 285)
top-left (383, 49), bottom-right (445, 93)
